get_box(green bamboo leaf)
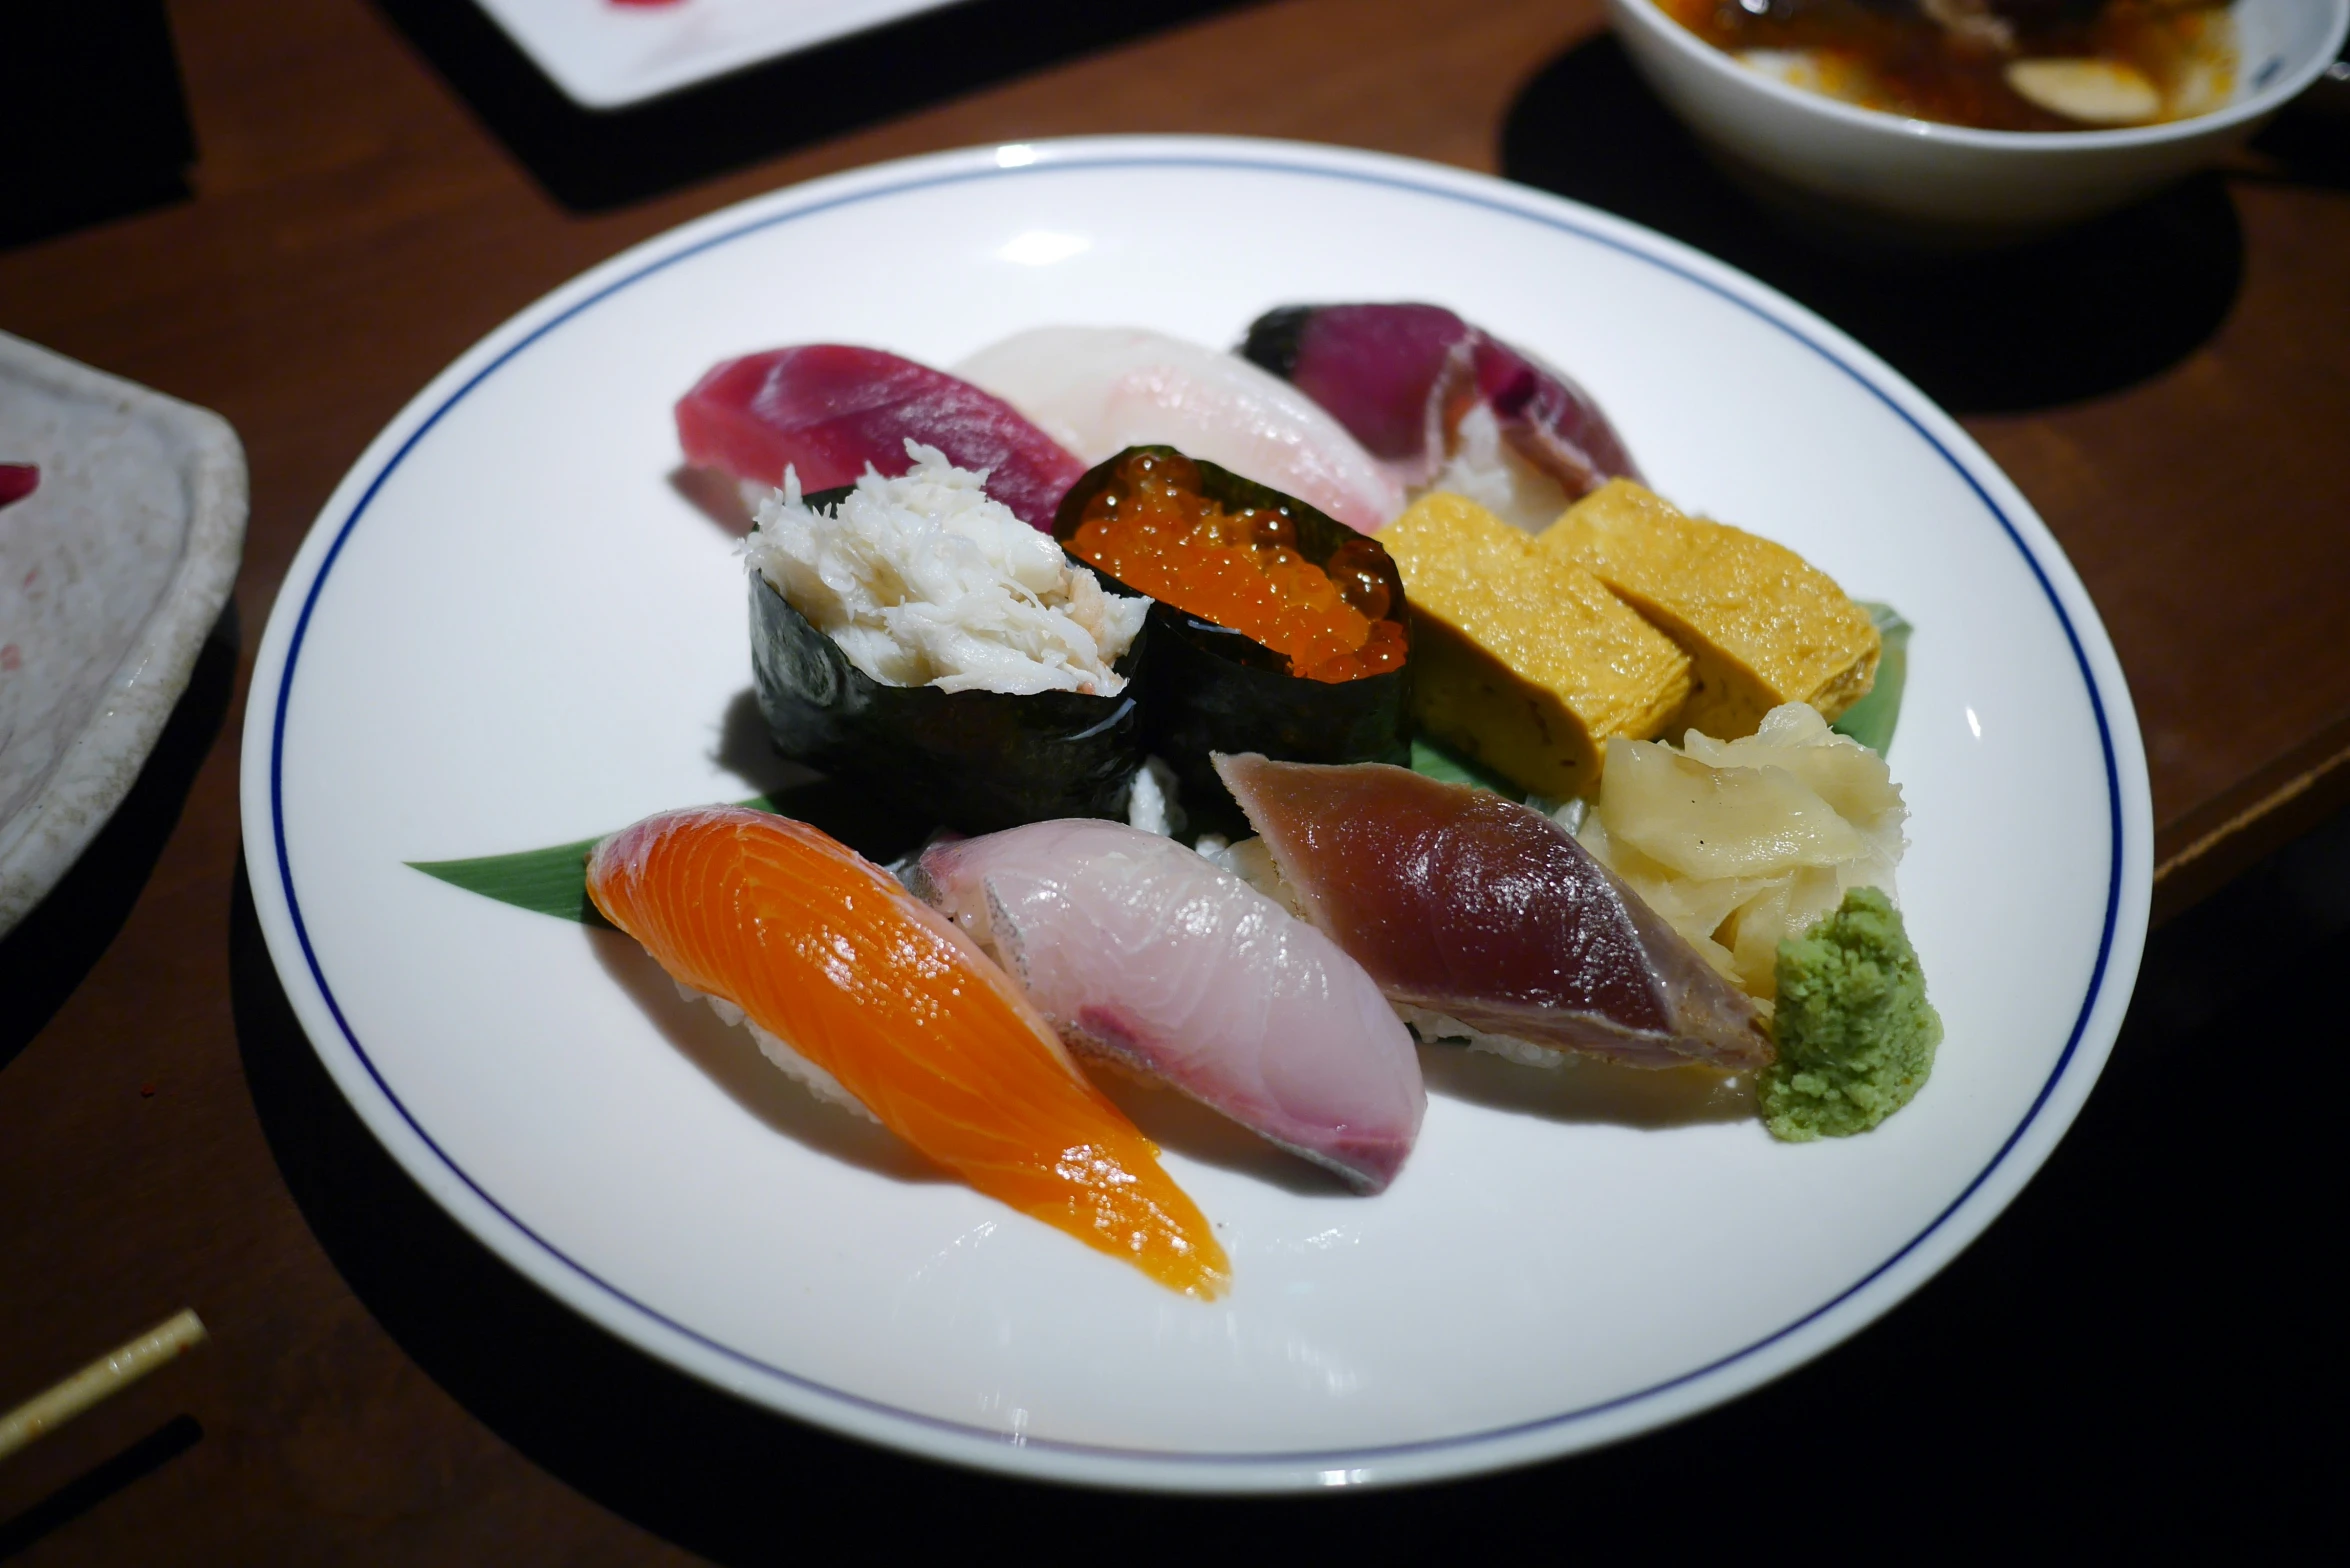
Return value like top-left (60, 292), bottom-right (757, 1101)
top-left (1409, 735), bottom-right (1523, 797)
top-left (1830, 602), bottom-right (1911, 755)
top-left (408, 795), bottom-right (778, 925)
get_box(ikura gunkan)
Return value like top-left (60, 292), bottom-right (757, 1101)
top-left (1056, 448), bottom-right (1414, 829)
top-left (1068, 450), bottom-right (1406, 685)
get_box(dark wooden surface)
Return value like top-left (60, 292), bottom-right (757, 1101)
top-left (2, 0), bottom-right (2343, 1558)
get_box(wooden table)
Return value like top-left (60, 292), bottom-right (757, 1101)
top-left (3, 0), bottom-right (2341, 1557)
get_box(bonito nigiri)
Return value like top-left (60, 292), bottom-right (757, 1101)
top-left (952, 326), bottom-right (1406, 533)
top-left (914, 819), bottom-right (1425, 1192)
top-left (587, 806), bottom-right (1229, 1297)
top-left (1215, 754), bottom-right (1769, 1073)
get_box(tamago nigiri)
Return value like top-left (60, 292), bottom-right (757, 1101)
top-left (586, 805), bottom-right (1230, 1298)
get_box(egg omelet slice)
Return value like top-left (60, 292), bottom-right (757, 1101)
top-left (1538, 480), bottom-right (1880, 741)
top-left (1379, 493), bottom-right (1690, 799)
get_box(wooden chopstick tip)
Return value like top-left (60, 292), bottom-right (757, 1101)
top-left (0, 1309), bottom-right (208, 1463)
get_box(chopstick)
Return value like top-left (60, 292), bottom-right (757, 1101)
top-left (0, 1310), bottom-right (208, 1462)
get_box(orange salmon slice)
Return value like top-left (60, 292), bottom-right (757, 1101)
top-left (586, 805), bottom-right (1229, 1299)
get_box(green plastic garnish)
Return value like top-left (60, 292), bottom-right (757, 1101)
top-left (407, 795), bottom-right (778, 925)
top-left (1829, 602), bottom-right (1911, 755)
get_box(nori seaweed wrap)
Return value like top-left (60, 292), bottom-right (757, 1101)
top-left (1055, 448), bottom-right (1412, 832)
top-left (748, 486), bottom-right (1148, 835)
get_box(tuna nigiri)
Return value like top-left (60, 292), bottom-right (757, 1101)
top-left (914, 819), bottom-right (1425, 1192)
top-left (1215, 755), bottom-right (1769, 1072)
top-left (675, 345), bottom-right (1085, 530)
top-left (953, 327), bottom-right (1406, 533)
top-left (1240, 304), bottom-right (1640, 532)
top-left (587, 805), bottom-right (1229, 1297)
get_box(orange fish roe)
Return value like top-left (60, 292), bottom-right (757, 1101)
top-left (1069, 451), bottom-right (1407, 684)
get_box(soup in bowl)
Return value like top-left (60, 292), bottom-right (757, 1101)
top-left (1608, 0), bottom-right (2349, 238)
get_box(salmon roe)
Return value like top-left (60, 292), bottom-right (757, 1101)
top-left (1069, 452), bottom-right (1406, 684)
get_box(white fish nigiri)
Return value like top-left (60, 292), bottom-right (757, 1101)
top-left (952, 326), bottom-right (1407, 533)
top-left (914, 819), bottom-right (1426, 1191)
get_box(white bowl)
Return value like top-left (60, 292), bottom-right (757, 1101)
top-left (1606, 0), bottom-right (2350, 240)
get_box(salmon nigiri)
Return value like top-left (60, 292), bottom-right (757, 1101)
top-left (586, 805), bottom-right (1229, 1298)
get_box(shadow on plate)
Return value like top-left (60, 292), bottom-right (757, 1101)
top-left (671, 464), bottom-right (754, 536)
top-left (1419, 1042), bottom-right (1755, 1129)
top-left (369, 0), bottom-right (1250, 212)
top-left (711, 686), bottom-right (808, 797)
top-left (1499, 33), bottom-right (2245, 414)
top-left (0, 1416), bottom-right (205, 1559)
top-left (584, 927), bottom-right (943, 1184)
top-left (1089, 1067), bottom-right (1355, 1195)
top-left (0, 605), bottom-right (236, 1073)
top-left (711, 689), bottom-right (942, 865)
top-left (228, 788), bottom-right (2347, 1555)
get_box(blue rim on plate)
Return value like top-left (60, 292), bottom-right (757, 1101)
top-left (246, 137), bottom-right (2150, 1491)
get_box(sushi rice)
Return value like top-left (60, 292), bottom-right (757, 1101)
top-left (674, 979), bottom-right (880, 1123)
top-left (1422, 403), bottom-right (1573, 533)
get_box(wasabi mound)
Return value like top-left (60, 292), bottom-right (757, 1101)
top-left (1760, 887), bottom-right (1940, 1141)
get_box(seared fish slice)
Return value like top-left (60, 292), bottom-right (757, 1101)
top-left (1215, 755), bottom-right (1770, 1072)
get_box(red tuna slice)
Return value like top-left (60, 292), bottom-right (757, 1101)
top-left (1215, 754), bottom-right (1768, 1072)
top-left (1239, 304), bottom-right (1641, 501)
top-left (675, 345), bottom-right (1086, 530)
top-left (0, 464), bottom-right (37, 509)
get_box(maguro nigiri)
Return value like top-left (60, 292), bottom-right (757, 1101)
top-left (914, 819), bottom-right (1424, 1191)
top-left (586, 805), bottom-right (1229, 1297)
top-left (1240, 304), bottom-right (1640, 532)
top-left (952, 327), bottom-right (1406, 533)
top-left (1215, 755), bottom-right (1769, 1072)
top-left (675, 345), bottom-right (1084, 530)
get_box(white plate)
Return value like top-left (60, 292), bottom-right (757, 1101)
top-left (472, 0), bottom-right (965, 110)
top-left (1, 332), bottom-right (246, 936)
top-left (240, 137), bottom-right (2152, 1491)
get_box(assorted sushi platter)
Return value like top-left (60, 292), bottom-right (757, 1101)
top-left (241, 138), bottom-right (2151, 1488)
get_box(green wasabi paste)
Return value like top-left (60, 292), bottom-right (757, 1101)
top-left (1760, 887), bottom-right (1941, 1141)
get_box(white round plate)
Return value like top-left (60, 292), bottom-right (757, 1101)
top-left (241, 137), bottom-right (2152, 1492)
